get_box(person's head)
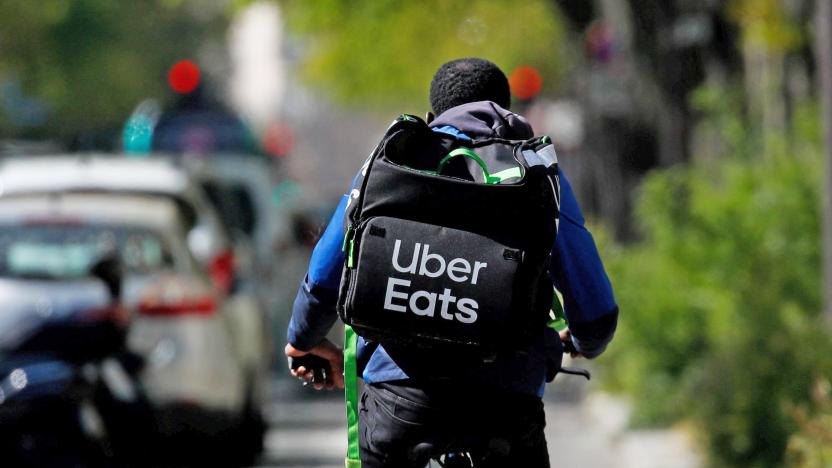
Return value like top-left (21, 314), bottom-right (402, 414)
top-left (429, 58), bottom-right (510, 117)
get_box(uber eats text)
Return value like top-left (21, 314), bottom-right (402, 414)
top-left (383, 239), bottom-right (486, 323)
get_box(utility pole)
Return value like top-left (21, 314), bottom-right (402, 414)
top-left (817, 0), bottom-right (832, 326)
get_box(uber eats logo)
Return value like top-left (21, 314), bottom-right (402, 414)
top-left (383, 239), bottom-right (486, 324)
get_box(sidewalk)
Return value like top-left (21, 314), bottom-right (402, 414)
top-left (544, 393), bottom-right (702, 468)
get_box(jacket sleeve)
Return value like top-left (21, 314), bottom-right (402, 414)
top-left (550, 171), bottom-right (618, 359)
top-left (286, 194), bottom-right (349, 351)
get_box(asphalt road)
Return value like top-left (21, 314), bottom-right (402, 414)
top-left (252, 371), bottom-right (701, 468)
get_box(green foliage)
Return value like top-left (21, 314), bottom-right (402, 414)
top-left (280, 0), bottom-right (569, 112)
top-left (786, 379), bottom-right (832, 467)
top-left (599, 92), bottom-right (832, 466)
top-left (728, 0), bottom-right (804, 53)
top-left (0, 0), bottom-right (226, 142)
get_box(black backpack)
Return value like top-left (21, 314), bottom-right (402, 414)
top-left (337, 115), bottom-right (560, 355)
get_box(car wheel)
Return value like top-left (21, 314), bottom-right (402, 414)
top-left (233, 397), bottom-right (265, 466)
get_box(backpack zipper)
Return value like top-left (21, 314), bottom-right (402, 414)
top-left (342, 218), bottom-right (376, 318)
top-left (347, 237), bottom-right (356, 268)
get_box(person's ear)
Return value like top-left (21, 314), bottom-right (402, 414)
top-left (425, 111), bottom-right (435, 124)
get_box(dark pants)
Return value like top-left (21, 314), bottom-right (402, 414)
top-left (359, 382), bottom-right (550, 468)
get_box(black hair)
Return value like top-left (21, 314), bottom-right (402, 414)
top-left (429, 58), bottom-right (510, 117)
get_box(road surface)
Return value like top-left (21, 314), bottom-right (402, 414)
top-left (252, 373), bottom-right (701, 468)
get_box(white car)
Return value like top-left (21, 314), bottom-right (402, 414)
top-left (0, 168), bottom-right (267, 455)
top-left (181, 154), bottom-right (280, 357)
top-left (0, 156), bottom-right (272, 392)
top-left (0, 156), bottom-right (227, 265)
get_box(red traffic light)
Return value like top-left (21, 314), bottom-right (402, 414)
top-left (168, 60), bottom-right (201, 94)
top-left (509, 66), bottom-right (543, 101)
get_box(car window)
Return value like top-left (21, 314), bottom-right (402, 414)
top-left (0, 225), bottom-right (174, 279)
top-left (201, 180), bottom-right (257, 238)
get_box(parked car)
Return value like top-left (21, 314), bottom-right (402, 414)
top-left (0, 155), bottom-right (227, 267)
top-left (0, 155), bottom-right (271, 422)
top-left (181, 154), bottom-right (279, 368)
top-left (0, 190), bottom-right (266, 464)
top-left (181, 154), bottom-right (279, 270)
top-left (0, 139), bottom-right (63, 158)
top-left (0, 231), bottom-right (149, 467)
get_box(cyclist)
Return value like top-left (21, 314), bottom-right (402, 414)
top-left (286, 57), bottom-right (618, 467)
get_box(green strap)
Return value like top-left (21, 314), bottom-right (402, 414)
top-left (437, 148), bottom-right (524, 184)
top-left (547, 288), bottom-right (568, 332)
top-left (490, 166), bottom-right (523, 183)
top-left (438, 148), bottom-right (498, 183)
top-left (344, 325), bottom-right (361, 468)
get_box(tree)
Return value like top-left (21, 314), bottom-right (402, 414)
top-left (0, 0), bottom-right (227, 146)
top-left (599, 88), bottom-right (831, 466)
top-left (280, 0), bottom-right (571, 113)
top-left (816, 0), bottom-right (832, 326)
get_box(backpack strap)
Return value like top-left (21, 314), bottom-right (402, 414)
top-left (519, 135), bottom-right (558, 170)
top-left (433, 135), bottom-right (558, 185)
top-left (344, 325), bottom-right (361, 468)
top-left (437, 148), bottom-right (498, 183)
top-left (436, 147), bottom-right (532, 184)
top-left (489, 166), bottom-right (524, 183)
top-left (521, 136), bottom-right (561, 227)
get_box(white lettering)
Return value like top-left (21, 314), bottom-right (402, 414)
top-left (409, 290), bottom-right (436, 316)
top-left (383, 277), bottom-right (410, 312)
top-left (437, 288), bottom-right (457, 320)
top-left (418, 244), bottom-right (446, 278)
top-left (455, 298), bottom-right (479, 323)
top-left (382, 240), bottom-right (489, 324)
top-left (446, 258), bottom-right (471, 283)
top-left (392, 239), bottom-right (420, 274)
top-left (471, 262), bottom-right (488, 285)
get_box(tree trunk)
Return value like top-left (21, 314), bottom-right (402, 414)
top-left (815, 0), bottom-right (832, 325)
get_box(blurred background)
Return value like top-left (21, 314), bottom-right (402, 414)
top-left (1, 0), bottom-right (831, 467)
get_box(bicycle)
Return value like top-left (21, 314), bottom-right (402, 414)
top-left (290, 339), bottom-right (590, 468)
top-left (407, 340), bottom-right (589, 468)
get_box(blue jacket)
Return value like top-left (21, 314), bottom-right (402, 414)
top-left (288, 101), bottom-right (618, 397)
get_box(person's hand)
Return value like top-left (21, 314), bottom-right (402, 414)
top-left (559, 329), bottom-right (583, 359)
top-left (285, 339), bottom-right (345, 390)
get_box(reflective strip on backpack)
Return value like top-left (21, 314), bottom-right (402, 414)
top-left (344, 325), bottom-right (361, 468)
top-left (547, 288), bottom-right (568, 332)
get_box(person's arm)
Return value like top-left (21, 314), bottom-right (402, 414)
top-left (286, 198), bottom-right (347, 349)
top-left (550, 171), bottom-right (618, 359)
top-left (285, 193), bottom-right (351, 389)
